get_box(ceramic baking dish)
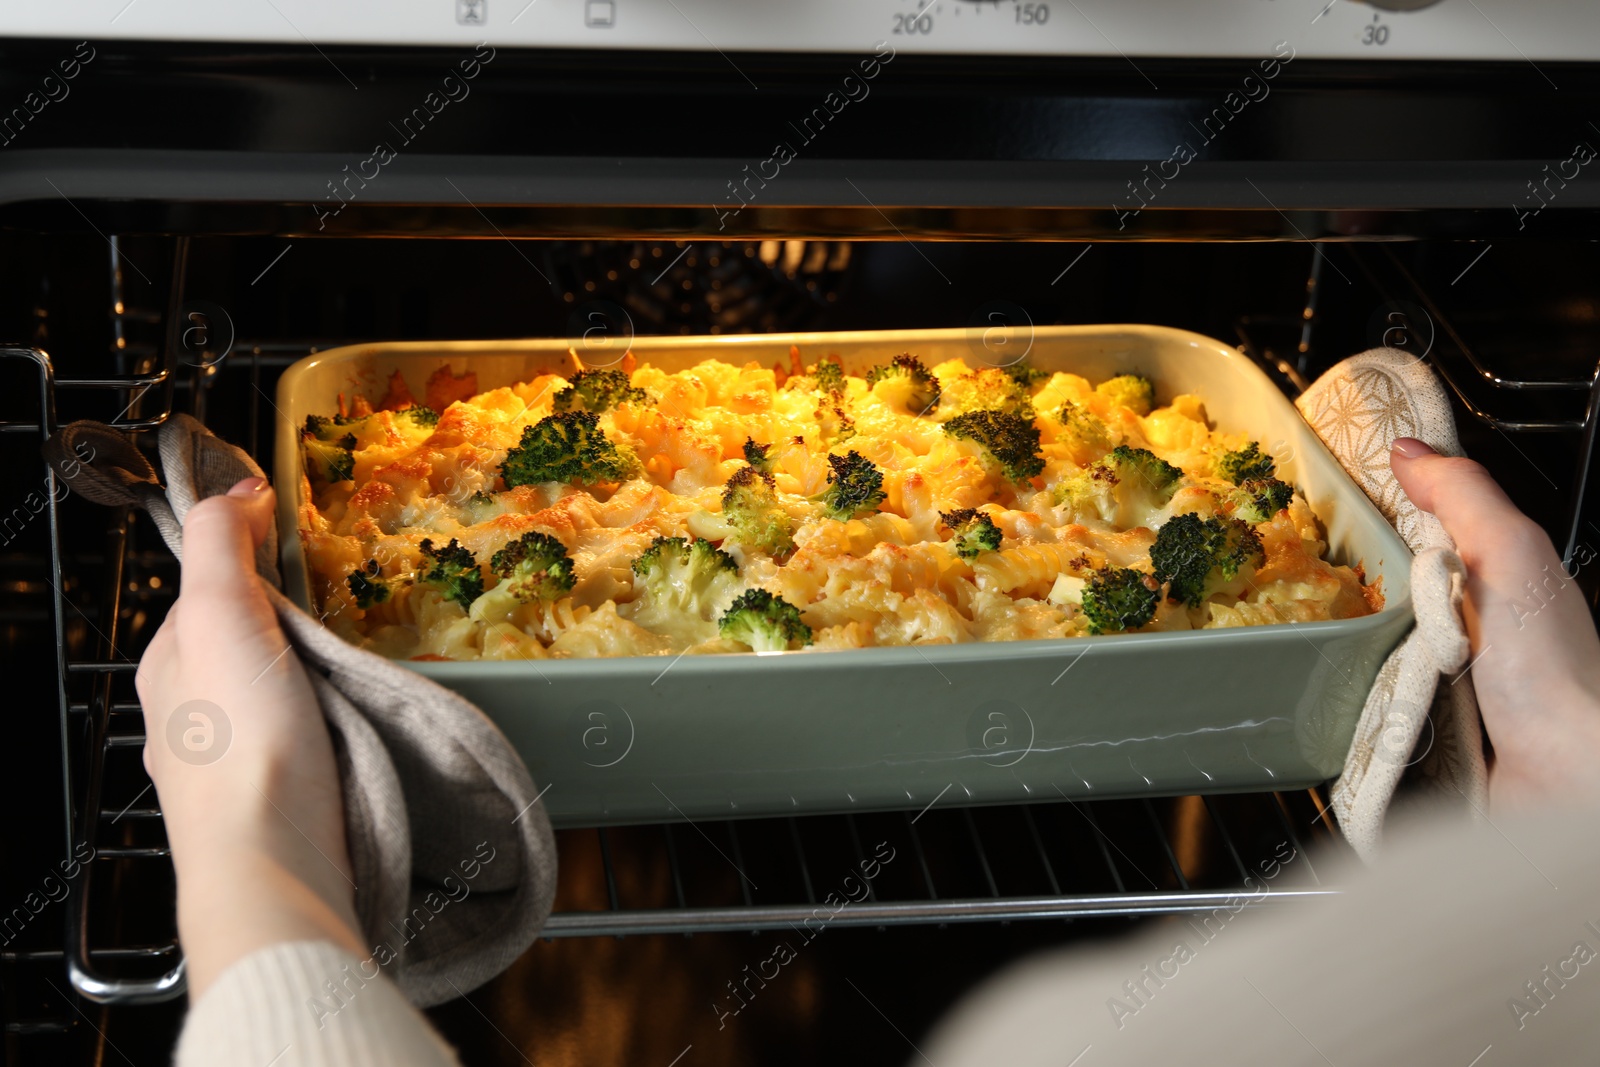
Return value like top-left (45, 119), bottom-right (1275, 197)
top-left (276, 326), bottom-right (1413, 827)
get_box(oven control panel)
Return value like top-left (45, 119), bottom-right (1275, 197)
top-left (7, 0), bottom-right (1597, 61)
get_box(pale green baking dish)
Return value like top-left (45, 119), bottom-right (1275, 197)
top-left (276, 326), bottom-right (1413, 826)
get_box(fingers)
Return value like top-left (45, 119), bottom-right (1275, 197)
top-left (1390, 435), bottom-right (1600, 702)
top-left (1390, 447), bottom-right (1600, 814)
top-left (176, 479), bottom-right (279, 644)
top-left (181, 478), bottom-right (272, 587)
top-left (1389, 439), bottom-right (1557, 574)
top-left (227, 476), bottom-right (275, 548)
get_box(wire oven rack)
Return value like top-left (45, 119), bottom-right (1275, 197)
top-left (7, 237), bottom-right (1600, 1040)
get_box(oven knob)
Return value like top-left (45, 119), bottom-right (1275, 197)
top-left (1360, 0), bottom-right (1444, 9)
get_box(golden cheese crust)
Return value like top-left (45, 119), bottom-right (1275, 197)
top-left (300, 356), bottom-right (1381, 660)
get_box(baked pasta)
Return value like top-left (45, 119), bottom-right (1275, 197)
top-left (297, 352), bottom-right (1382, 660)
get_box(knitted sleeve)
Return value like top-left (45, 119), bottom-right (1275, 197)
top-left (176, 940), bottom-right (462, 1067)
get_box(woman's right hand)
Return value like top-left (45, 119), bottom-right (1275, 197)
top-left (1391, 437), bottom-right (1600, 810)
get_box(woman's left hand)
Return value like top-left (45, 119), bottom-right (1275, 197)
top-left (137, 477), bottom-right (363, 999)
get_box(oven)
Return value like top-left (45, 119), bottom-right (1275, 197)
top-left (4, 5), bottom-right (1600, 1064)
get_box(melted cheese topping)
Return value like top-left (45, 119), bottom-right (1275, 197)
top-left (300, 357), bottom-right (1382, 660)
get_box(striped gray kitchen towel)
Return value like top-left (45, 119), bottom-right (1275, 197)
top-left (44, 414), bottom-right (557, 1008)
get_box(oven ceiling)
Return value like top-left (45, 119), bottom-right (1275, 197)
top-left (0, 41), bottom-right (1596, 238)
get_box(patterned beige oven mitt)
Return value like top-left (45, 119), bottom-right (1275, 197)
top-left (1295, 348), bottom-right (1490, 860)
top-left (43, 414), bottom-right (558, 1008)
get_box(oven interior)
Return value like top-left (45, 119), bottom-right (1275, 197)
top-left (4, 231), bottom-right (1598, 1066)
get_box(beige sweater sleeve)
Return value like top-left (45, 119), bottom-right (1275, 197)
top-left (925, 802), bottom-right (1600, 1066)
top-left (176, 940), bottom-right (462, 1067)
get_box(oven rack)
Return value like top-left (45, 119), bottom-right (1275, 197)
top-left (539, 790), bottom-right (1340, 940)
top-left (1339, 244), bottom-right (1600, 594)
top-left (7, 235), bottom-right (1599, 1026)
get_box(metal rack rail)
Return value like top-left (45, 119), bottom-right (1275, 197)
top-left (539, 791), bottom-right (1340, 939)
top-left (1342, 244), bottom-right (1600, 594)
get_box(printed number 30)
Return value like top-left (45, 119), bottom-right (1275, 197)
top-left (1363, 23), bottom-right (1389, 45)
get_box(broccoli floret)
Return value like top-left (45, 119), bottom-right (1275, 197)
top-left (1056, 464), bottom-right (1118, 517)
top-left (815, 395), bottom-right (856, 444)
top-left (1056, 444), bottom-right (1182, 526)
top-left (811, 359), bottom-right (846, 395)
top-left (630, 536), bottom-right (744, 633)
top-left (790, 359), bottom-right (854, 440)
top-left (463, 490), bottom-right (503, 524)
top-left (1215, 441), bottom-right (1276, 485)
top-left (742, 436), bottom-right (806, 477)
top-left (1080, 566), bottom-right (1162, 635)
top-left (816, 450), bottom-right (886, 521)
top-left (490, 531), bottom-right (576, 602)
top-left (631, 535), bottom-right (739, 587)
top-left (722, 466), bottom-right (797, 555)
top-left (718, 588), bottom-right (813, 652)
top-left (743, 437), bottom-right (774, 472)
top-left (347, 559), bottom-right (409, 609)
top-left (1057, 400), bottom-right (1105, 435)
top-left (1055, 400), bottom-right (1115, 461)
top-left (1109, 445), bottom-right (1182, 491)
top-left (417, 537), bottom-right (485, 610)
top-left (788, 359), bottom-right (846, 395)
top-left (553, 369), bottom-right (650, 414)
top-left (1228, 478), bottom-right (1294, 523)
top-left (1149, 513), bottom-right (1264, 608)
top-left (306, 407), bottom-right (437, 443)
top-left (301, 411), bottom-right (369, 477)
top-left (939, 508), bottom-right (1002, 559)
top-left (472, 529), bottom-right (572, 625)
top-left (940, 367), bottom-right (1034, 418)
top-left (393, 405), bottom-right (440, 431)
top-left (942, 410), bottom-right (1045, 483)
top-left (303, 413), bottom-right (354, 442)
top-left (500, 410), bottom-right (640, 488)
top-left (302, 432), bottom-right (355, 483)
top-left (744, 435), bottom-right (806, 477)
top-left (1095, 374), bottom-right (1156, 416)
top-left (866, 353), bottom-right (941, 415)
top-left (1003, 362), bottom-right (1051, 388)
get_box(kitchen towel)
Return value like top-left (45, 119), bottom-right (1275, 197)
top-left (43, 414), bottom-right (558, 1008)
top-left (1295, 347), bottom-right (1490, 860)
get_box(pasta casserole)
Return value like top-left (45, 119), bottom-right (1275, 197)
top-left (296, 350), bottom-right (1382, 661)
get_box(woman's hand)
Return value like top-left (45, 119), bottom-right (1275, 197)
top-left (1391, 438), bottom-right (1600, 810)
top-left (136, 477), bottom-right (363, 999)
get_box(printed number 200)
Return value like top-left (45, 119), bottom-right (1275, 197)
top-left (894, 12), bottom-right (933, 34)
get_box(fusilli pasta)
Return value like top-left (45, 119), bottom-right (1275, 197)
top-left (299, 353), bottom-right (1382, 659)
